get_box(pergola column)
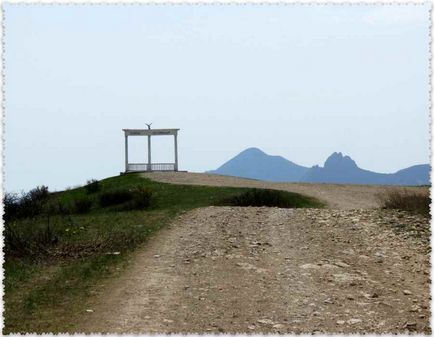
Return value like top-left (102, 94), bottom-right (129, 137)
top-left (124, 133), bottom-right (129, 172)
top-left (174, 133), bottom-right (178, 171)
top-left (147, 135), bottom-right (152, 171)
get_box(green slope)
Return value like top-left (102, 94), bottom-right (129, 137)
top-left (4, 173), bottom-right (323, 333)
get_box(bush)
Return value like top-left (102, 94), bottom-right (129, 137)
top-left (4, 220), bottom-right (59, 258)
top-left (4, 186), bottom-right (50, 221)
top-left (85, 179), bottom-right (100, 194)
top-left (378, 189), bottom-right (430, 216)
top-left (121, 187), bottom-right (153, 211)
top-left (28, 185), bottom-right (49, 202)
top-left (98, 187), bottom-right (153, 211)
top-left (73, 198), bottom-right (92, 214)
top-left (220, 188), bottom-right (318, 208)
top-left (99, 190), bottom-right (134, 207)
top-left (46, 198), bottom-right (72, 216)
top-left (4, 193), bottom-right (20, 222)
top-left (20, 185), bottom-right (50, 218)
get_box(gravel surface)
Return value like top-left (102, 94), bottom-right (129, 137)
top-left (143, 172), bottom-right (427, 209)
top-left (78, 206), bottom-right (430, 334)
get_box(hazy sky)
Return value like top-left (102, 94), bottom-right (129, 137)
top-left (4, 3), bottom-right (431, 192)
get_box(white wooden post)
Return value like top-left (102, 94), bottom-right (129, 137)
top-left (174, 133), bottom-right (178, 171)
top-left (147, 134), bottom-right (152, 171)
top-left (125, 133), bottom-right (129, 172)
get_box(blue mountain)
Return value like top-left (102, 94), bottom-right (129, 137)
top-left (207, 147), bottom-right (309, 182)
top-left (301, 152), bottom-right (392, 184)
top-left (208, 149), bottom-right (430, 186)
top-left (391, 165), bottom-right (431, 186)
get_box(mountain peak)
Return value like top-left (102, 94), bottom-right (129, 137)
top-left (324, 152), bottom-right (358, 169)
top-left (240, 147), bottom-right (266, 156)
top-left (209, 147), bottom-right (309, 182)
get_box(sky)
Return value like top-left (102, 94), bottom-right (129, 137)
top-left (4, 3), bottom-right (431, 192)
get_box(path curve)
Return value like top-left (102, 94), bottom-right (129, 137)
top-left (143, 172), bottom-right (425, 209)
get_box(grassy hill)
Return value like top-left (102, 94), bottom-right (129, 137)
top-left (4, 173), bottom-right (323, 333)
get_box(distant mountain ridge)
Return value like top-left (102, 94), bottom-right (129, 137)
top-left (208, 148), bottom-right (308, 182)
top-left (207, 148), bottom-right (430, 186)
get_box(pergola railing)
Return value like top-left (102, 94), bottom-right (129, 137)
top-left (127, 163), bottom-right (175, 172)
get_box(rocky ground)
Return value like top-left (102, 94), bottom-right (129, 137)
top-left (78, 206), bottom-right (431, 334)
top-left (144, 171), bottom-right (426, 209)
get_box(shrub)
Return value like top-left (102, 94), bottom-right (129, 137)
top-left (85, 179), bottom-right (100, 194)
top-left (47, 198), bottom-right (72, 216)
top-left (378, 189), bottom-right (430, 216)
top-left (121, 187), bottom-right (153, 211)
top-left (73, 198), bottom-right (92, 214)
top-left (20, 185), bottom-right (50, 218)
top-left (99, 190), bottom-right (134, 207)
top-left (226, 189), bottom-right (284, 207)
top-left (27, 185), bottom-right (49, 202)
top-left (4, 193), bottom-right (20, 222)
top-left (4, 222), bottom-right (29, 257)
top-left (220, 188), bottom-right (319, 208)
top-left (4, 220), bottom-right (59, 258)
top-left (3, 186), bottom-right (50, 221)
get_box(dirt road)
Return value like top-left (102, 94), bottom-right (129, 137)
top-left (79, 206), bottom-right (430, 334)
top-left (143, 172), bottom-right (426, 209)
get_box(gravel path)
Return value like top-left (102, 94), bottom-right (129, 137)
top-left (143, 172), bottom-right (426, 209)
top-left (78, 206), bottom-right (430, 334)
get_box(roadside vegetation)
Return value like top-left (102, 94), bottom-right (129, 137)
top-left (378, 188), bottom-right (430, 217)
top-left (220, 188), bottom-right (323, 208)
top-left (3, 173), bottom-right (323, 333)
top-left (376, 189), bottom-right (431, 244)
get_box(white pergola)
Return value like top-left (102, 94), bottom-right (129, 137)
top-left (123, 128), bottom-right (179, 172)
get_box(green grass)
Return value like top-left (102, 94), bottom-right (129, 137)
top-left (4, 173), bottom-right (324, 333)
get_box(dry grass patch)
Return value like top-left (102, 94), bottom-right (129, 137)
top-left (378, 188), bottom-right (430, 217)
